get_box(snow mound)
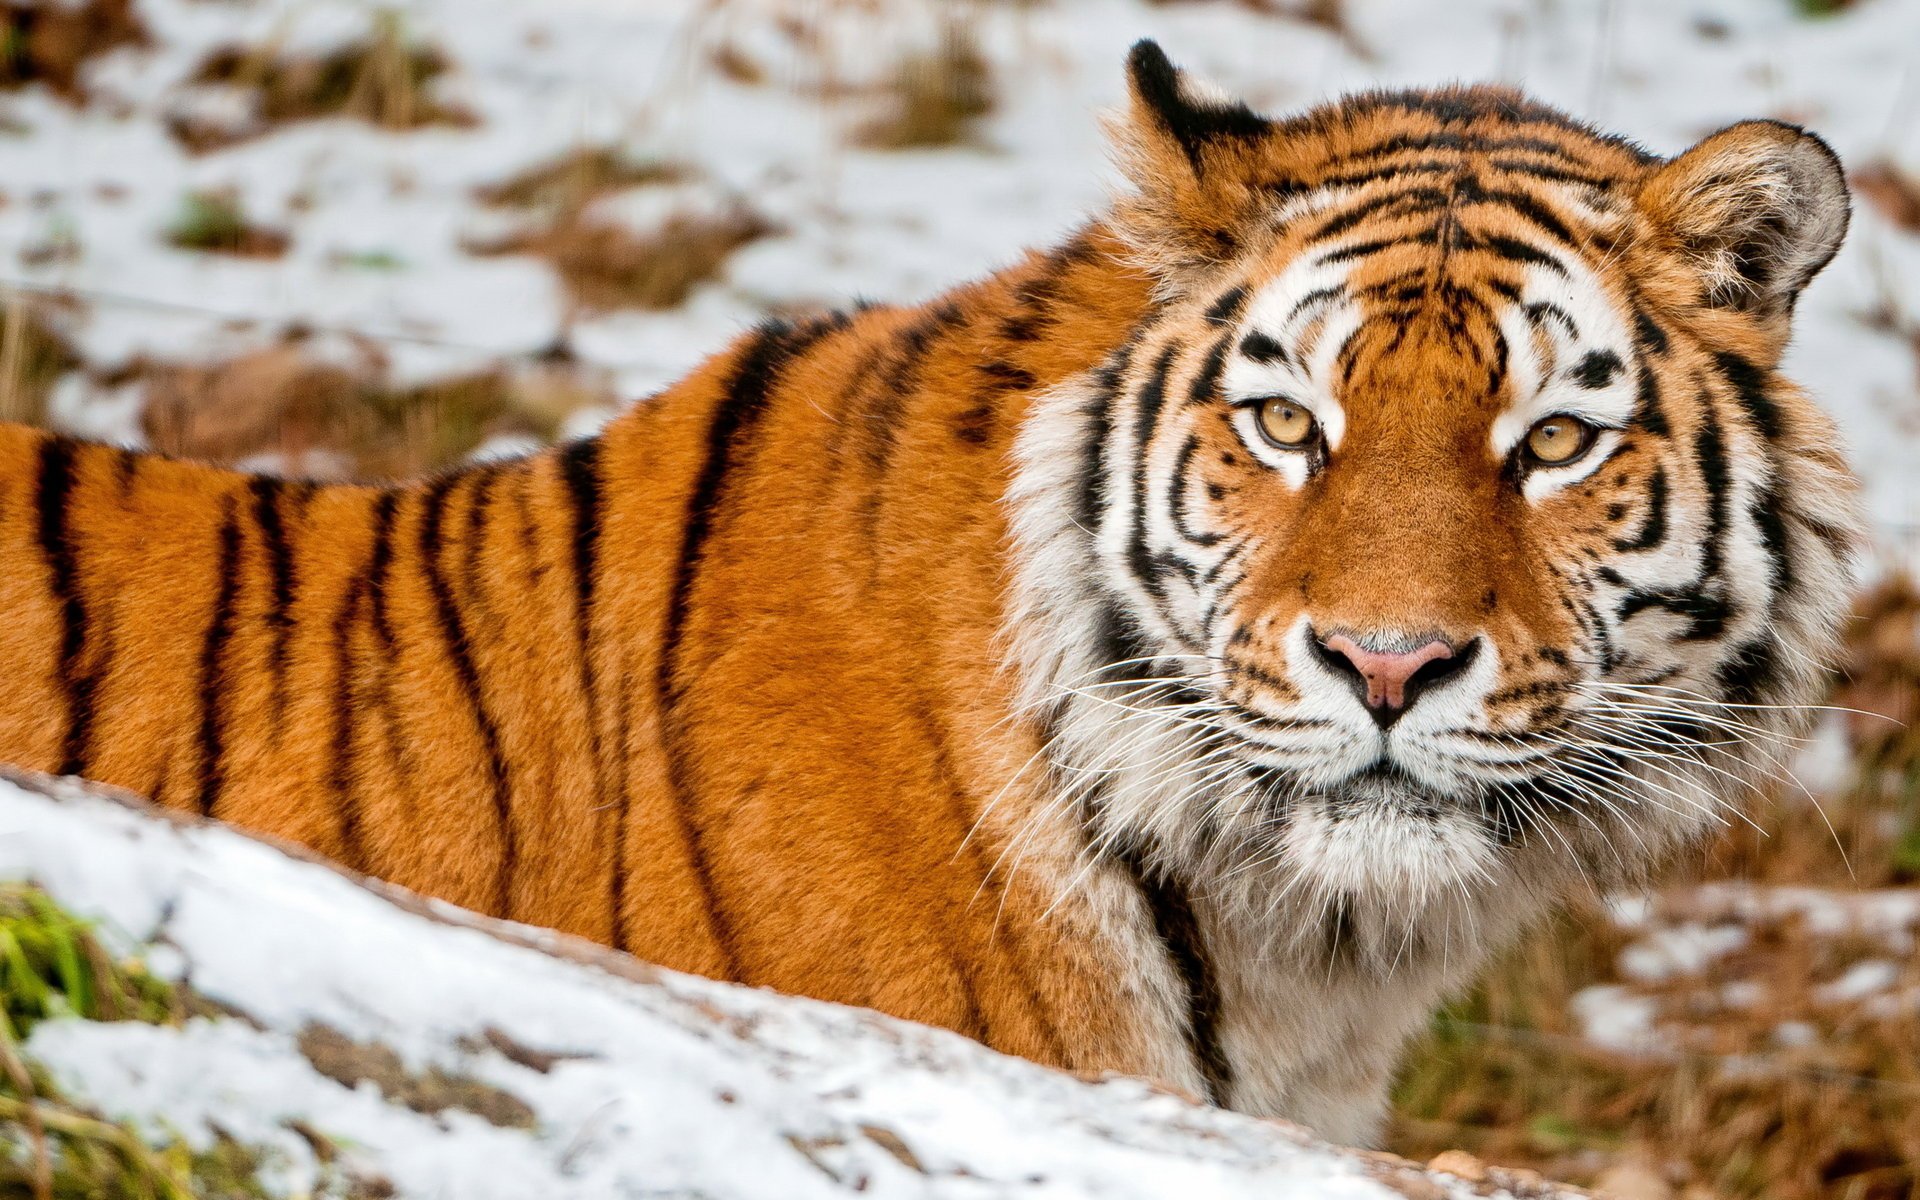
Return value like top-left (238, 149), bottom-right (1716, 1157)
top-left (0, 769), bottom-right (1583, 1199)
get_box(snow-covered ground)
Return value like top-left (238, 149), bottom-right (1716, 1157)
top-left (3, 0), bottom-right (1919, 546)
top-left (0, 770), bottom-right (1583, 1198)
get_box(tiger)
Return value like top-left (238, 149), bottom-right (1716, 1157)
top-left (0, 41), bottom-right (1861, 1146)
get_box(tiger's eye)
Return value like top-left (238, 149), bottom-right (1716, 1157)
top-left (1525, 416), bottom-right (1594, 465)
top-left (1256, 398), bottom-right (1317, 448)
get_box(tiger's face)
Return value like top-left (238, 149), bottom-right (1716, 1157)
top-left (1013, 45), bottom-right (1863, 957)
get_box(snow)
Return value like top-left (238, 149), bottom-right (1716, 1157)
top-left (0, 770), bottom-right (1576, 1199)
top-left (2, 0), bottom-right (1917, 545)
top-left (1571, 985), bottom-right (1666, 1057)
top-left (1815, 958), bottom-right (1903, 1005)
top-left (1616, 922), bottom-right (1748, 984)
top-left (1674, 881), bottom-right (1920, 953)
top-left (1585, 877), bottom-right (1920, 1062)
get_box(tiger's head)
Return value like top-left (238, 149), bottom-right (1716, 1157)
top-left (1010, 43), bottom-right (1864, 966)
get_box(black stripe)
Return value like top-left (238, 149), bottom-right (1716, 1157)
top-left (1283, 284), bottom-right (1346, 327)
top-left (1569, 349), bottom-right (1623, 390)
top-left (1110, 839), bottom-right (1232, 1103)
top-left (1613, 466), bottom-right (1668, 551)
top-left (1523, 301), bottom-right (1578, 342)
top-left (1750, 487), bottom-right (1794, 604)
top-left (859, 305), bottom-right (959, 550)
top-left (1203, 285), bottom-right (1250, 327)
top-left (1126, 345), bottom-right (1181, 605)
top-left (419, 473), bottom-right (517, 919)
top-left (458, 466), bottom-right (504, 628)
top-left (1319, 229), bottom-right (1437, 265)
top-left (865, 303), bottom-right (962, 476)
top-left (1168, 433), bottom-right (1221, 548)
top-left (999, 229), bottom-right (1095, 344)
top-left (1075, 346), bottom-right (1132, 533)
top-left (250, 476), bottom-right (298, 727)
top-left (1632, 355), bottom-right (1669, 435)
top-left (1315, 160), bottom-right (1457, 189)
top-left (1485, 158), bottom-right (1611, 187)
top-left (1632, 308), bottom-right (1669, 356)
top-left (1238, 331), bottom-right (1288, 365)
top-left (1717, 638), bottom-right (1777, 706)
top-left (1484, 234), bottom-right (1565, 271)
top-left (1305, 187), bottom-right (1451, 242)
top-left (194, 499), bottom-right (242, 816)
top-left (1332, 131), bottom-right (1594, 166)
top-left (33, 438), bottom-right (92, 777)
top-left (1692, 406), bottom-right (1732, 587)
top-left (1612, 400), bottom-right (1735, 638)
top-left (819, 344), bottom-right (892, 473)
top-left (367, 491), bottom-right (400, 650)
top-left (559, 437), bottom-right (622, 949)
top-left (1713, 350), bottom-right (1781, 439)
top-left (978, 359), bottom-right (1037, 393)
top-left (1185, 334), bottom-right (1231, 408)
top-left (329, 492), bottom-right (396, 868)
top-left (1455, 179), bottom-right (1578, 245)
top-left (658, 318), bottom-right (840, 976)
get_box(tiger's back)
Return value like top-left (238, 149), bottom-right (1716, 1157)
top-left (0, 237), bottom-right (1169, 1077)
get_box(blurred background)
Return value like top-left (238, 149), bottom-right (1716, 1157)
top-left (0, 0), bottom-right (1915, 1195)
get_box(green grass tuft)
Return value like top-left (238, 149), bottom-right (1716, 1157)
top-left (0, 884), bottom-right (333, 1200)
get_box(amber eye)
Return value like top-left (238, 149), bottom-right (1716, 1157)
top-left (1255, 397), bottom-right (1318, 448)
top-left (1523, 416), bottom-right (1597, 465)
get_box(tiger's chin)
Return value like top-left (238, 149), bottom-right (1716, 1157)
top-left (1268, 766), bottom-right (1504, 913)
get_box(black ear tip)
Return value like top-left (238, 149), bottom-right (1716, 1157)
top-left (1126, 38), bottom-right (1178, 94)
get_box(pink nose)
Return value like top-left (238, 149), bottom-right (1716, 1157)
top-left (1318, 635), bottom-right (1457, 711)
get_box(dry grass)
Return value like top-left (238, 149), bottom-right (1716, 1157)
top-left (472, 147), bottom-right (764, 315)
top-left (495, 207), bottom-right (771, 315)
top-left (0, 0), bottom-right (145, 101)
top-left (138, 343), bottom-right (611, 479)
top-left (0, 297), bottom-right (78, 426)
top-left (1854, 163), bottom-right (1920, 236)
top-left (170, 10), bottom-right (474, 152)
top-left (165, 190), bottom-right (290, 259)
top-left (851, 21), bottom-right (994, 150)
top-left (476, 148), bottom-right (684, 218)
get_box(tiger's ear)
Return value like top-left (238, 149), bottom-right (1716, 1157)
top-left (1637, 120), bottom-right (1849, 332)
top-left (1108, 40), bottom-right (1277, 290)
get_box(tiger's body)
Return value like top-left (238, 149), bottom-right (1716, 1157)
top-left (0, 45), bottom-right (1861, 1144)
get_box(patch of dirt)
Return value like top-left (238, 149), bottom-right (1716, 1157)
top-left (169, 12), bottom-right (475, 152)
top-left (0, 0), bottom-right (146, 101)
top-left (476, 148), bottom-right (683, 217)
top-left (473, 148), bottom-right (761, 315)
top-left (462, 1025), bottom-right (598, 1075)
top-left (1853, 161), bottom-right (1920, 234)
top-left (850, 22), bottom-right (993, 151)
top-left (165, 190), bottom-right (290, 259)
top-left (297, 1023), bottom-right (536, 1130)
top-left (474, 203), bottom-right (771, 315)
